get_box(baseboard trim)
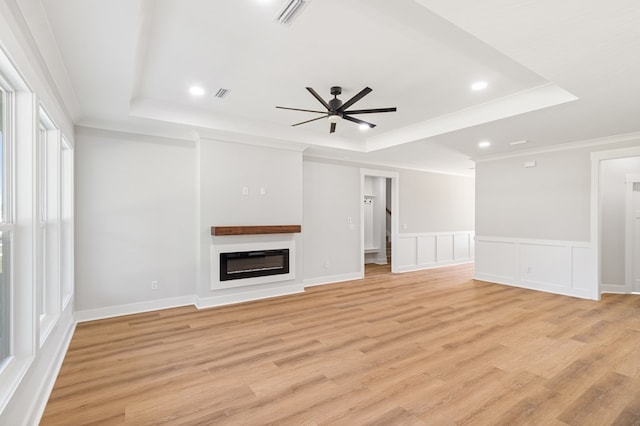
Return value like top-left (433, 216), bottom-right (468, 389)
top-left (600, 283), bottom-right (629, 294)
top-left (303, 272), bottom-right (363, 288)
top-left (397, 259), bottom-right (474, 273)
top-left (195, 284), bottom-right (304, 309)
top-left (474, 273), bottom-right (594, 300)
top-left (74, 295), bottom-right (195, 323)
top-left (28, 315), bottom-right (76, 426)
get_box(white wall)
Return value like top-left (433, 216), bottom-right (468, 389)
top-left (303, 158), bottom-right (476, 282)
top-left (74, 127), bottom-right (196, 315)
top-left (196, 138), bottom-right (304, 305)
top-left (303, 159), bottom-right (361, 285)
top-left (476, 149), bottom-right (591, 241)
top-left (600, 156), bottom-right (640, 287)
top-left (399, 169), bottom-right (475, 233)
top-left (475, 137), bottom-right (640, 299)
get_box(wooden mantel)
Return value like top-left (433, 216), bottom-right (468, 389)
top-left (211, 225), bottom-right (302, 236)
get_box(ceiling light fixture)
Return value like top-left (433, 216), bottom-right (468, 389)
top-left (189, 86), bottom-right (205, 96)
top-left (327, 114), bottom-right (341, 124)
top-left (359, 124), bottom-right (370, 131)
top-left (478, 141), bottom-right (491, 148)
top-left (509, 139), bottom-right (529, 146)
top-left (275, 0), bottom-right (309, 24)
top-left (471, 81), bottom-right (488, 91)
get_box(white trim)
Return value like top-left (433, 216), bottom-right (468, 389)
top-left (600, 283), bottom-right (628, 294)
top-left (591, 145), bottom-right (640, 297)
top-left (303, 272), bottom-right (363, 288)
top-left (210, 240), bottom-right (295, 290)
top-left (0, 357), bottom-right (30, 415)
top-left (474, 273), bottom-right (593, 300)
top-left (396, 231), bottom-right (475, 273)
top-left (74, 295), bottom-right (195, 323)
top-left (475, 236), bottom-right (595, 300)
top-left (476, 131), bottom-right (640, 163)
top-left (195, 284), bottom-right (304, 309)
top-left (303, 152), bottom-right (474, 178)
top-left (399, 260), bottom-right (474, 273)
top-left (25, 317), bottom-right (75, 426)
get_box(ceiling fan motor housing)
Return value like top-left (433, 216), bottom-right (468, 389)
top-left (328, 98), bottom-right (343, 113)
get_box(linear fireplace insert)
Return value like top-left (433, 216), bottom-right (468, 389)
top-left (220, 249), bottom-right (290, 281)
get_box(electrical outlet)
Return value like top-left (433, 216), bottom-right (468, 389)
top-left (323, 261), bottom-right (330, 269)
top-left (151, 280), bottom-right (158, 290)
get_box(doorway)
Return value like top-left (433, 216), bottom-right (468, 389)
top-left (360, 168), bottom-right (399, 276)
top-left (626, 174), bottom-right (640, 293)
top-left (593, 147), bottom-right (640, 297)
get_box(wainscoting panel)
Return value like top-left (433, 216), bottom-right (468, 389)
top-left (416, 236), bottom-right (436, 265)
top-left (475, 239), bottom-right (517, 281)
top-left (397, 237), bottom-right (418, 268)
top-left (436, 235), bottom-right (454, 263)
top-left (520, 243), bottom-right (571, 288)
top-left (397, 231), bottom-right (474, 273)
top-left (475, 236), bottom-right (595, 300)
top-left (572, 246), bottom-right (593, 292)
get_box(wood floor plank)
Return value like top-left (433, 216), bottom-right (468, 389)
top-left (41, 263), bottom-right (640, 425)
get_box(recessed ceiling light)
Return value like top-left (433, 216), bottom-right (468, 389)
top-left (189, 86), bottom-right (205, 96)
top-left (509, 139), bottom-right (529, 146)
top-left (471, 81), bottom-right (488, 91)
top-left (359, 124), bottom-right (370, 131)
top-left (478, 141), bottom-right (491, 148)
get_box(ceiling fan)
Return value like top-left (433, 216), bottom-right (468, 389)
top-left (276, 86), bottom-right (397, 133)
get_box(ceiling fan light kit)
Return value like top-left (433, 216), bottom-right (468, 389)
top-left (276, 86), bottom-right (397, 133)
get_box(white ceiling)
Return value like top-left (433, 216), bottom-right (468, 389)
top-left (17, 0), bottom-right (640, 176)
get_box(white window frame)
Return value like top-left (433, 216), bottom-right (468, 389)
top-left (60, 137), bottom-right (73, 310)
top-left (37, 107), bottom-right (60, 347)
top-left (0, 47), bottom-right (35, 414)
top-left (0, 79), bottom-right (14, 372)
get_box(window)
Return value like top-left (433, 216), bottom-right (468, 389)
top-left (37, 109), bottom-right (60, 345)
top-left (0, 89), bottom-right (8, 365)
top-left (37, 124), bottom-right (46, 323)
top-left (0, 36), bottom-right (74, 416)
top-left (60, 138), bottom-right (73, 308)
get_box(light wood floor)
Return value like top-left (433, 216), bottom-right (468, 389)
top-left (42, 264), bottom-right (640, 425)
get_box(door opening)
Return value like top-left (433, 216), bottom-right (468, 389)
top-left (626, 174), bottom-right (640, 293)
top-left (360, 169), bottom-right (399, 276)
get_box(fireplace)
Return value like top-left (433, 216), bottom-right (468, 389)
top-left (211, 240), bottom-right (296, 289)
top-left (220, 249), bottom-right (289, 281)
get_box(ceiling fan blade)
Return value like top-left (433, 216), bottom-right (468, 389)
top-left (343, 107), bottom-right (397, 114)
top-left (276, 106), bottom-right (327, 114)
top-left (292, 115), bottom-right (327, 127)
top-left (330, 122), bottom-right (337, 133)
top-left (339, 87), bottom-right (373, 111)
top-left (306, 87), bottom-right (331, 110)
top-left (342, 115), bottom-right (376, 128)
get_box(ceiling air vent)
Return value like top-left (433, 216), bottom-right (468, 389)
top-left (214, 88), bottom-right (229, 99)
top-left (275, 0), bottom-right (310, 25)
